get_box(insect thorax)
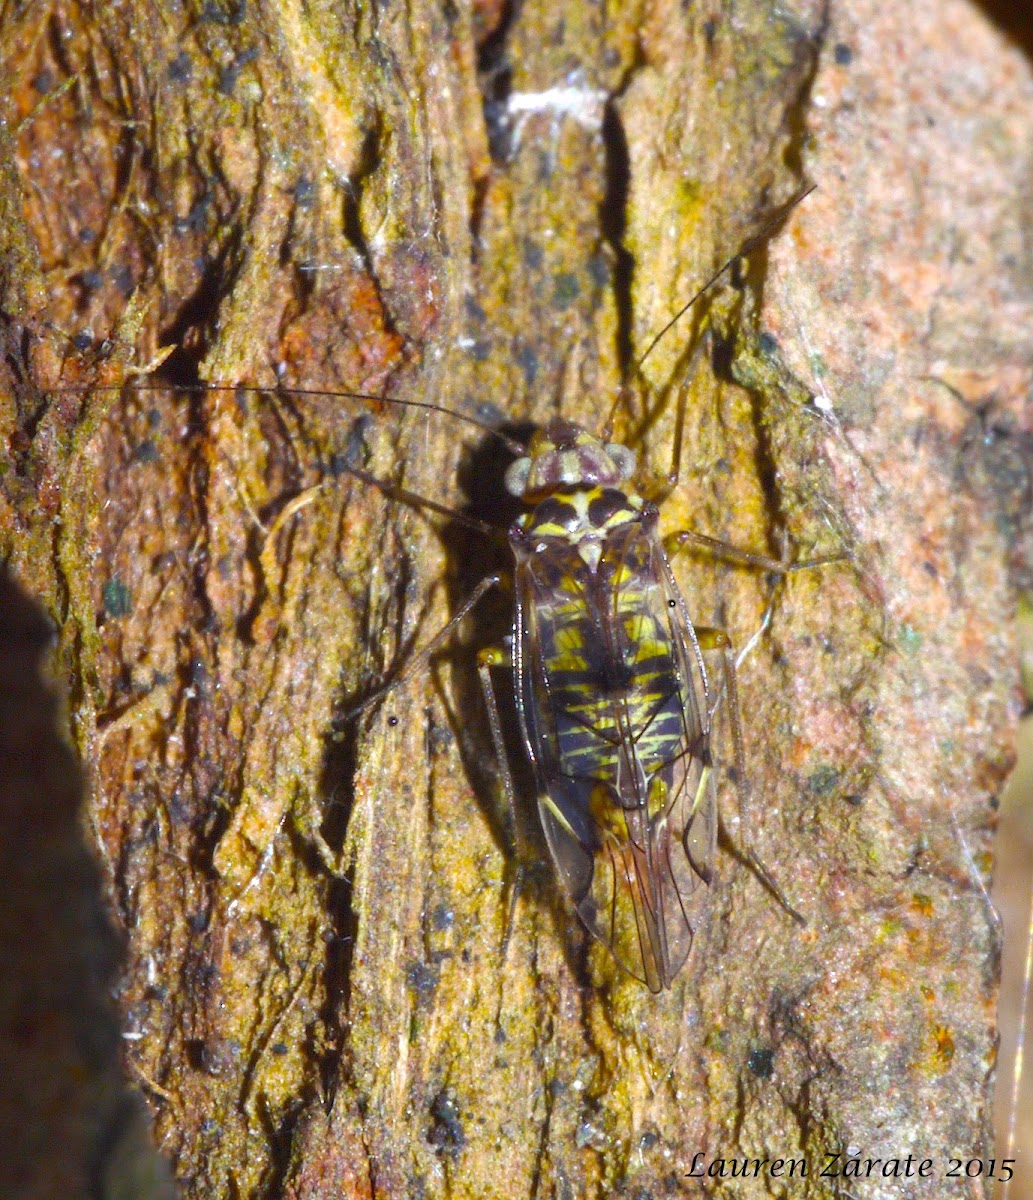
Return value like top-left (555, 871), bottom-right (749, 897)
top-left (516, 484), bottom-right (645, 569)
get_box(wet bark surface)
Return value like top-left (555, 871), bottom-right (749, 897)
top-left (1, 1), bottom-right (1030, 1197)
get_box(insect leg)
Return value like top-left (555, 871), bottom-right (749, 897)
top-left (643, 334), bottom-right (708, 505)
top-left (695, 624), bottom-right (807, 926)
top-left (346, 574), bottom-right (503, 720)
top-left (664, 527), bottom-right (844, 574)
top-left (476, 646), bottom-right (525, 967)
top-left (476, 646), bottom-right (517, 823)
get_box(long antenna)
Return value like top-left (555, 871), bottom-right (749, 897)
top-left (633, 182), bottom-right (817, 376)
top-left (45, 378), bottom-right (528, 457)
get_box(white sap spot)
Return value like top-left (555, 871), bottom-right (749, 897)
top-left (504, 84), bottom-right (607, 127)
top-left (496, 73), bottom-right (608, 154)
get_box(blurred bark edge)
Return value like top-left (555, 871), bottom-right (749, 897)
top-left (0, 570), bottom-right (174, 1199)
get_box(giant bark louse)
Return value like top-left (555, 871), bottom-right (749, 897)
top-left (58, 199), bottom-right (849, 999)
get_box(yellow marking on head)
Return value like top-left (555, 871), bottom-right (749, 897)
top-left (533, 520), bottom-right (571, 538)
top-left (528, 429), bottom-right (555, 455)
top-left (559, 451), bottom-right (580, 479)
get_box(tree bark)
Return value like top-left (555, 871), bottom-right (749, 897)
top-left (1, 1), bottom-right (1030, 1197)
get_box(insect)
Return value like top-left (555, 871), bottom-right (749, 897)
top-left (327, 265), bottom-right (834, 992)
top-left (479, 413), bottom-right (725, 992)
top-left (52, 202), bottom-right (832, 995)
top-left (314, 201), bottom-right (831, 992)
top-left (469, 401), bottom-right (822, 992)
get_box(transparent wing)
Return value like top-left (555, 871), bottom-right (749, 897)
top-left (513, 524), bottom-right (716, 990)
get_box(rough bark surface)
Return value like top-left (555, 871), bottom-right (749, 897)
top-left (1, 1), bottom-right (1030, 1198)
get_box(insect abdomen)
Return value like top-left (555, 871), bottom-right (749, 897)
top-left (523, 526), bottom-right (685, 808)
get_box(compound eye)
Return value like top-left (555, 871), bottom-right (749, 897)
top-left (604, 443), bottom-right (637, 482)
top-left (504, 455), bottom-right (533, 498)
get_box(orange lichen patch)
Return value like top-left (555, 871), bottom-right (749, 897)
top-left (877, 965), bottom-right (907, 991)
top-left (8, 10), bottom-right (161, 349)
top-left (472, 0), bottom-right (510, 44)
top-left (388, 245), bottom-right (444, 343)
top-left (927, 1023), bottom-right (955, 1074)
top-left (283, 1105), bottom-right (376, 1200)
top-left (787, 737), bottom-right (814, 769)
top-left (278, 273), bottom-right (407, 393)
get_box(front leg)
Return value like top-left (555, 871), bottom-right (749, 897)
top-left (664, 528), bottom-right (842, 574)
